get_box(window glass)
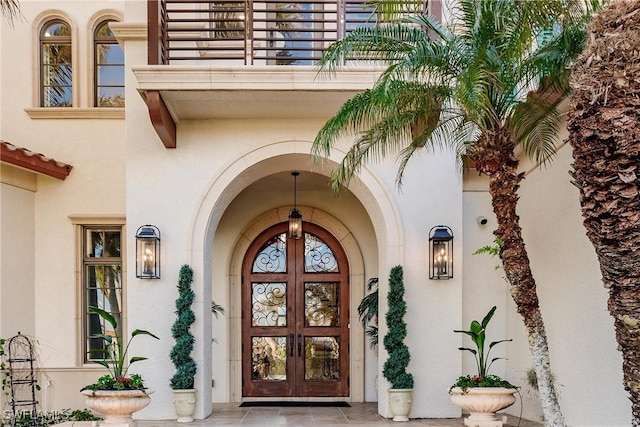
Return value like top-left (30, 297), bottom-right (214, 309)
top-left (83, 227), bottom-right (123, 363)
top-left (40, 20), bottom-right (72, 107)
top-left (95, 20), bottom-right (124, 107)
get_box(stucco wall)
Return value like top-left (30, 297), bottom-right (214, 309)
top-left (516, 142), bottom-right (630, 426)
top-left (1, 174), bottom-right (36, 339)
top-left (123, 97), bottom-right (464, 418)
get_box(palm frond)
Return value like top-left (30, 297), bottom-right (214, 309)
top-left (0, 0), bottom-right (21, 26)
top-left (314, 0), bottom-right (596, 191)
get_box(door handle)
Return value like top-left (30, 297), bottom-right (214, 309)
top-left (297, 334), bottom-right (302, 357)
top-left (289, 334), bottom-right (294, 357)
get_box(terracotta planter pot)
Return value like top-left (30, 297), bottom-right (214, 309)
top-left (449, 387), bottom-right (516, 427)
top-left (388, 388), bottom-right (413, 422)
top-left (81, 389), bottom-right (153, 424)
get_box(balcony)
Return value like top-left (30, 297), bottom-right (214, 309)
top-left (138, 1), bottom-right (441, 147)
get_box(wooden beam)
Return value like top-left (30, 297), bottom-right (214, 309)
top-left (145, 90), bottom-right (176, 148)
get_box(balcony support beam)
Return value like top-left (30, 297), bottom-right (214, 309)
top-left (144, 90), bottom-right (176, 148)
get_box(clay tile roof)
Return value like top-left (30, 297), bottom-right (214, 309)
top-left (1, 140), bottom-right (73, 180)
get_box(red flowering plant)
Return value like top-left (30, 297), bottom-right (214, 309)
top-left (450, 306), bottom-right (517, 393)
top-left (81, 306), bottom-right (159, 392)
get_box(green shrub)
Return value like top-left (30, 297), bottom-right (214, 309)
top-left (170, 265), bottom-right (197, 389)
top-left (382, 266), bottom-right (414, 389)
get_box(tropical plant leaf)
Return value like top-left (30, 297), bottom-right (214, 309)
top-left (132, 329), bottom-right (160, 340)
top-left (89, 334), bottom-right (113, 344)
top-left (481, 306), bottom-right (497, 328)
top-left (489, 339), bottom-right (513, 349)
top-left (88, 306), bottom-right (117, 330)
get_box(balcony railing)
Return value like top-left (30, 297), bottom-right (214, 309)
top-left (148, 0), bottom-right (441, 65)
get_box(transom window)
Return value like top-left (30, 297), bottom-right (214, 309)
top-left (94, 20), bottom-right (124, 107)
top-left (40, 20), bottom-right (72, 107)
top-left (83, 227), bottom-right (123, 363)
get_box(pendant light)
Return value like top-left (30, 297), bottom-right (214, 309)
top-left (288, 171), bottom-right (302, 239)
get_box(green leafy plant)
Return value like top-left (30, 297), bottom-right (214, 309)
top-left (82, 306), bottom-right (159, 391)
top-left (211, 300), bottom-right (225, 343)
top-left (170, 265), bottom-right (197, 390)
top-left (451, 306), bottom-right (516, 392)
top-left (70, 409), bottom-right (102, 421)
top-left (357, 277), bottom-right (379, 349)
top-left (382, 266), bottom-right (413, 389)
top-left (0, 338), bottom-right (7, 395)
top-left (473, 238), bottom-right (504, 270)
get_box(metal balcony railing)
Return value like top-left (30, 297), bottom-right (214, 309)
top-left (148, 0), bottom-right (441, 65)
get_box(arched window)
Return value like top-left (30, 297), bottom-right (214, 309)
top-left (40, 20), bottom-right (72, 107)
top-left (94, 20), bottom-right (124, 107)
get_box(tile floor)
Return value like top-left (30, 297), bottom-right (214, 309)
top-left (136, 403), bottom-right (543, 426)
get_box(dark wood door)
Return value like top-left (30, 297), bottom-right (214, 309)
top-left (242, 222), bottom-right (350, 397)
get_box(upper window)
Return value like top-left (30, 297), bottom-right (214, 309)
top-left (83, 226), bottom-right (123, 363)
top-left (94, 20), bottom-right (124, 107)
top-left (40, 20), bottom-right (72, 107)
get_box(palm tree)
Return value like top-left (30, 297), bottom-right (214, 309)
top-left (567, 1), bottom-right (640, 425)
top-left (312, 1), bottom-right (596, 424)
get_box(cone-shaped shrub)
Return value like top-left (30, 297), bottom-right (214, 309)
top-left (382, 265), bottom-right (414, 389)
top-left (170, 265), bottom-right (197, 389)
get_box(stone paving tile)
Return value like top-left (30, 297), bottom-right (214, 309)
top-left (134, 403), bottom-right (543, 426)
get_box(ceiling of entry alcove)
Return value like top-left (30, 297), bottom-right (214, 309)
top-left (225, 170), bottom-right (363, 220)
top-left (242, 170), bottom-right (341, 195)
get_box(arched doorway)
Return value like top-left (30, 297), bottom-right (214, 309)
top-left (241, 221), bottom-right (350, 397)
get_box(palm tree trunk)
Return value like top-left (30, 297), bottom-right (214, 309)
top-left (568, 2), bottom-right (640, 424)
top-left (488, 155), bottom-right (565, 427)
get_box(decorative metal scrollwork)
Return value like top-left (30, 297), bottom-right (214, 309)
top-left (252, 282), bottom-right (287, 326)
top-left (304, 282), bottom-right (338, 327)
top-left (304, 233), bottom-right (338, 273)
top-left (251, 336), bottom-right (287, 381)
top-left (304, 336), bottom-right (339, 381)
top-left (252, 233), bottom-right (287, 273)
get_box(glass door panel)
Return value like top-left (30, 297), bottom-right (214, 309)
top-left (251, 336), bottom-right (287, 381)
top-left (252, 282), bottom-right (287, 326)
top-left (304, 336), bottom-right (339, 380)
top-left (304, 282), bottom-right (339, 327)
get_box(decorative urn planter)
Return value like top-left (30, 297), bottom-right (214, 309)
top-left (172, 389), bottom-right (197, 423)
top-left (449, 387), bottom-right (517, 427)
top-left (388, 388), bottom-right (413, 422)
top-left (82, 389), bottom-right (153, 425)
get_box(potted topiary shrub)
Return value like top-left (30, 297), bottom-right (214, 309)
top-left (382, 266), bottom-right (414, 422)
top-left (449, 306), bottom-right (518, 427)
top-left (170, 265), bottom-right (197, 423)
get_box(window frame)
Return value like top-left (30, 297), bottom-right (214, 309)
top-left (93, 19), bottom-right (124, 108)
top-left (70, 216), bottom-right (126, 366)
top-left (39, 19), bottom-right (73, 107)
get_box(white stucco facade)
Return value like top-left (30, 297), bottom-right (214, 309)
top-left (0, 1), bottom-right (631, 426)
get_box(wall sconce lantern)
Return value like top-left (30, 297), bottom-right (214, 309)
top-left (429, 225), bottom-right (453, 279)
top-left (136, 225), bottom-right (160, 279)
top-left (288, 171), bottom-right (302, 239)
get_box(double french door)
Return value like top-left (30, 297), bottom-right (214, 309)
top-left (242, 222), bottom-right (349, 397)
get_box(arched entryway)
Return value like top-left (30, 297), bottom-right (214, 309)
top-left (241, 221), bottom-right (350, 397)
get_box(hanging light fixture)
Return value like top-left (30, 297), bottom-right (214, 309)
top-left (429, 225), bottom-right (453, 279)
top-left (288, 171), bottom-right (302, 239)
